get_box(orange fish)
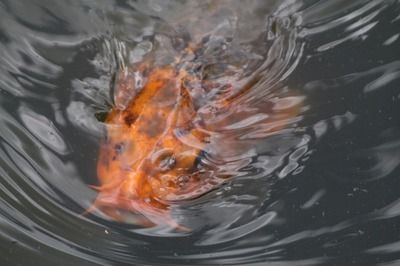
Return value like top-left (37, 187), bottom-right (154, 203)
top-left (90, 48), bottom-right (303, 229)
top-left (92, 56), bottom-right (206, 228)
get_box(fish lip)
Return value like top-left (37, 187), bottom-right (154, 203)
top-left (90, 193), bottom-right (191, 231)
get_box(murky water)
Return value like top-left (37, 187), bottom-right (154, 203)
top-left (0, 0), bottom-right (399, 265)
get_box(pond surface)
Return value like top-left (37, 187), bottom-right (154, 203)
top-left (0, 0), bottom-right (400, 265)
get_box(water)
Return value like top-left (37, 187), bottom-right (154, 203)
top-left (0, 0), bottom-right (399, 265)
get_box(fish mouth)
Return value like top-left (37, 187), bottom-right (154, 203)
top-left (91, 192), bottom-right (187, 229)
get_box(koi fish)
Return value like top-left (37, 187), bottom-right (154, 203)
top-left (91, 47), bottom-right (303, 229)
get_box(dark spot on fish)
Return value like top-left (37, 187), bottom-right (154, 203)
top-left (114, 142), bottom-right (125, 155)
top-left (124, 113), bottom-right (137, 126)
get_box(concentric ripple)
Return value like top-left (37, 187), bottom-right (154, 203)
top-left (0, 0), bottom-right (400, 265)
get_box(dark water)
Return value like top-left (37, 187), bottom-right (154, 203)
top-left (0, 0), bottom-right (400, 265)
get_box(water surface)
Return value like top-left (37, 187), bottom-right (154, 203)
top-left (0, 0), bottom-right (400, 265)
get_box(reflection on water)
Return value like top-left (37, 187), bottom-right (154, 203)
top-left (0, 0), bottom-right (399, 265)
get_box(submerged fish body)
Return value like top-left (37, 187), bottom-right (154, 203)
top-left (92, 50), bottom-right (303, 228)
top-left (94, 63), bottom-right (210, 227)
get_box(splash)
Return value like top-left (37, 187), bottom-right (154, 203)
top-left (91, 37), bottom-right (303, 228)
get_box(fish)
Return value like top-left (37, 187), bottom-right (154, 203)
top-left (92, 56), bottom-right (207, 228)
top-left (90, 46), bottom-right (303, 229)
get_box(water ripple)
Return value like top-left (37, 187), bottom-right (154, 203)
top-left (0, 0), bottom-right (399, 265)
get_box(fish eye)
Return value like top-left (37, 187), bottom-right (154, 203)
top-left (151, 149), bottom-right (177, 172)
top-left (159, 155), bottom-right (176, 172)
